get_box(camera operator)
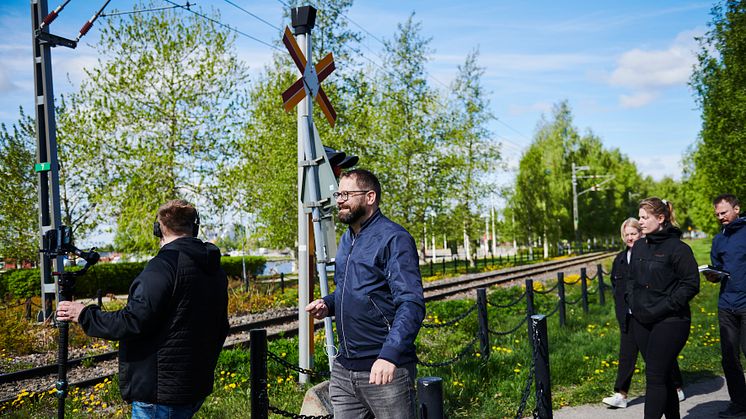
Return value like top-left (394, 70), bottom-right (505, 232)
top-left (57, 200), bottom-right (229, 419)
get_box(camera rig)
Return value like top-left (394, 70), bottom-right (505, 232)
top-left (41, 225), bottom-right (100, 301)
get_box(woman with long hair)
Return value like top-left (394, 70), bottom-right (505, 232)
top-left (603, 217), bottom-right (685, 409)
top-left (626, 198), bottom-right (699, 418)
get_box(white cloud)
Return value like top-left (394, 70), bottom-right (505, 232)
top-left (631, 153), bottom-right (684, 180)
top-left (609, 29), bottom-right (703, 108)
top-left (619, 91), bottom-right (659, 108)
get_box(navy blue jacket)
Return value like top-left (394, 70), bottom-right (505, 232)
top-left (323, 209), bottom-right (425, 367)
top-left (711, 217), bottom-right (746, 311)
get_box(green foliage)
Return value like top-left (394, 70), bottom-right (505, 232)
top-left (70, 2), bottom-right (251, 251)
top-left (688, 0), bottom-right (746, 233)
top-left (1, 256), bottom-right (265, 299)
top-left (510, 101), bottom-right (645, 246)
top-left (0, 110), bottom-right (38, 264)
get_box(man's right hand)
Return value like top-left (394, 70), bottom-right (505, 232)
top-left (305, 299), bottom-right (328, 319)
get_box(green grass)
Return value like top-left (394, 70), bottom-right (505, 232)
top-left (2, 239), bottom-right (721, 418)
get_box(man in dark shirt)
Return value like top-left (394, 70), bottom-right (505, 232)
top-left (57, 200), bottom-right (229, 419)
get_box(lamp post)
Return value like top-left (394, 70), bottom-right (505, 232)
top-left (572, 163), bottom-right (614, 253)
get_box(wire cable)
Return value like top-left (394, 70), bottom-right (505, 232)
top-left (164, 0), bottom-right (283, 52)
top-left (222, 0), bottom-right (281, 31)
top-left (101, 4), bottom-right (188, 18)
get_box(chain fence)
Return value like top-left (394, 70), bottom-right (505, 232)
top-left (421, 303), bottom-right (477, 329)
top-left (248, 262), bottom-right (609, 418)
top-left (487, 290), bottom-right (526, 308)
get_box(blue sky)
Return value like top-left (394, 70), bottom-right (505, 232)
top-left (1, 0), bottom-right (713, 186)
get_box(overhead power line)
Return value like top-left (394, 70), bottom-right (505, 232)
top-left (164, 0), bottom-right (282, 52)
top-left (222, 0), bottom-right (281, 31)
top-left (101, 3), bottom-right (189, 18)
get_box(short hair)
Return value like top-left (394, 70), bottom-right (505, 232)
top-left (713, 194), bottom-right (739, 208)
top-left (340, 169), bottom-right (381, 205)
top-left (157, 200), bottom-right (198, 236)
top-left (620, 217), bottom-right (641, 241)
top-left (639, 197), bottom-right (677, 227)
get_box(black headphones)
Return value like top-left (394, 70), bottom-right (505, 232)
top-left (153, 211), bottom-right (200, 238)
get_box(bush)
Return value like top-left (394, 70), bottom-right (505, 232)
top-left (1, 256), bottom-right (266, 299)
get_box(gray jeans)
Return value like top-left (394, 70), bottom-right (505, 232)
top-left (329, 359), bottom-right (416, 419)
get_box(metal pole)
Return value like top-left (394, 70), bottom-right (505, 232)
top-left (572, 162), bottom-right (579, 253)
top-left (597, 264), bottom-right (605, 306)
top-left (526, 279), bottom-right (535, 318)
top-left (476, 288), bottom-right (490, 360)
top-left (417, 377), bottom-right (444, 419)
top-left (293, 6), bottom-right (336, 373)
top-left (250, 329), bottom-right (268, 419)
top-left (580, 267), bottom-right (589, 314)
top-left (557, 273), bottom-right (566, 327)
top-left (31, 0), bottom-right (64, 322)
top-left (531, 315), bottom-right (553, 419)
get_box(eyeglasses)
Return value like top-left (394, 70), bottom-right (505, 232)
top-left (333, 190), bottom-right (370, 201)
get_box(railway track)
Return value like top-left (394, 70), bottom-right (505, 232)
top-left (0, 251), bottom-right (614, 402)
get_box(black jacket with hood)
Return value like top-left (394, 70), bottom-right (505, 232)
top-left (625, 225), bottom-right (700, 324)
top-left (79, 237), bottom-right (229, 405)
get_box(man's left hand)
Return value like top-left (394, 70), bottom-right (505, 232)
top-left (369, 359), bottom-right (396, 385)
top-left (56, 301), bottom-right (85, 323)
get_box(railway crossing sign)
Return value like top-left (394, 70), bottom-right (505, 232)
top-left (281, 26), bottom-right (337, 127)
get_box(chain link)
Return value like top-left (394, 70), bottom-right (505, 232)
top-left (421, 303), bottom-right (477, 329)
top-left (267, 350), bottom-right (331, 377)
top-left (544, 301), bottom-right (561, 318)
top-left (417, 336), bottom-right (479, 368)
top-left (533, 282), bottom-right (560, 295)
top-left (489, 315), bottom-right (528, 336)
top-left (564, 295), bottom-right (582, 306)
top-left (268, 404), bottom-right (333, 419)
top-left (488, 290), bottom-right (526, 308)
top-left (515, 349), bottom-right (536, 419)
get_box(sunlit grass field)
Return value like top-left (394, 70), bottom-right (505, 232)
top-left (2, 239), bottom-right (723, 418)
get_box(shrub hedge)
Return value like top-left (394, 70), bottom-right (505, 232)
top-left (0, 256), bottom-right (265, 299)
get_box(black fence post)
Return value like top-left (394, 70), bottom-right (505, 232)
top-left (557, 273), bottom-right (566, 327)
top-left (476, 288), bottom-right (490, 360)
top-left (280, 272), bottom-right (285, 294)
top-left (250, 329), bottom-right (268, 419)
top-left (442, 257), bottom-right (446, 275)
top-left (453, 256), bottom-right (458, 273)
top-left (418, 377), bottom-right (444, 419)
top-left (531, 315), bottom-right (553, 419)
top-left (96, 289), bottom-right (103, 307)
top-left (597, 264), bottom-right (605, 306)
top-left (430, 260), bottom-right (434, 277)
top-left (580, 268), bottom-right (589, 314)
top-left (526, 279), bottom-right (535, 318)
top-left (464, 257), bottom-right (469, 273)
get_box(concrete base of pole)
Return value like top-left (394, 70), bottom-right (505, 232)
top-left (300, 380), bottom-right (333, 416)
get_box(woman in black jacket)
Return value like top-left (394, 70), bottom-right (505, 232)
top-left (626, 198), bottom-right (699, 419)
top-left (603, 218), bottom-right (684, 409)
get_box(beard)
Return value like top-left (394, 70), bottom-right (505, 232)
top-left (338, 204), bottom-right (366, 225)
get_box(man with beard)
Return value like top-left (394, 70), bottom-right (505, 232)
top-left (707, 194), bottom-right (746, 418)
top-left (306, 169), bottom-right (425, 419)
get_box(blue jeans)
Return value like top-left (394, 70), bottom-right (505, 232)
top-left (131, 400), bottom-right (204, 419)
top-left (329, 359), bottom-right (416, 419)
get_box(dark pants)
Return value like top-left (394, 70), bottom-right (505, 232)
top-left (632, 315), bottom-right (690, 419)
top-left (615, 316), bottom-right (683, 393)
top-left (719, 308), bottom-right (746, 408)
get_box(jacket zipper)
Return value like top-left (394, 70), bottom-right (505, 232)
top-left (369, 296), bottom-right (392, 331)
top-left (340, 235), bottom-right (355, 357)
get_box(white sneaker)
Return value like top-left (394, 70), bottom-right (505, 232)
top-left (677, 388), bottom-right (685, 402)
top-left (602, 392), bottom-right (628, 408)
